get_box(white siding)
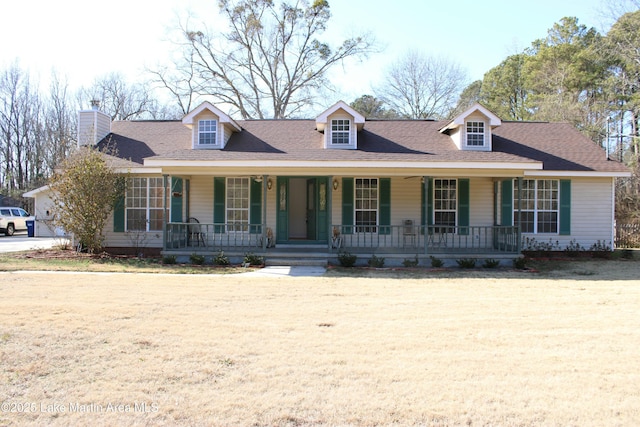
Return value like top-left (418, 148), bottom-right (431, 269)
top-left (77, 110), bottom-right (111, 146)
top-left (30, 190), bottom-right (58, 237)
top-left (189, 176), bottom-right (214, 223)
top-left (103, 215), bottom-right (164, 249)
top-left (565, 177), bottom-right (613, 247)
top-left (390, 177), bottom-right (422, 225)
top-left (469, 177), bottom-right (495, 226)
top-left (520, 177), bottom-right (614, 249)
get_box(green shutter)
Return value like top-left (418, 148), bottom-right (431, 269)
top-left (250, 178), bottom-right (262, 234)
top-left (559, 179), bottom-right (571, 235)
top-left (379, 178), bottom-right (391, 235)
top-left (113, 193), bottom-right (125, 232)
top-left (458, 179), bottom-right (470, 235)
top-left (170, 177), bottom-right (183, 223)
top-left (501, 180), bottom-right (513, 227)
top-left (342, 178), bottom-right (354, 234)
top-left (213, 177), bottom-right (226, 233)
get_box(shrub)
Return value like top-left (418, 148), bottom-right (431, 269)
top-left (243, 252), bottom-right (264, 266)
top-left (589, 240), bottom-right (611, 258)
top-left (429, 256), bottom-right (444, 268)
top-left (513, 257), bottom-right (527, 270)
top-left (213, 251), bottom-right (230, 266)
top-left (564, 239), bottom-right (584, 257)
top-left (190, 253), bottom-right (205, 265)
top-left (456, 258), bottom-right (476, 269)
top-left (162, 255), bottom-right (177, 265)
top-left (367, 255), bottom-right (385, 268)
top-left (402, 256), bottom-right (419, 268)
top-left (482, 259), bottom-right (500, 268)
top-left (522, 237), bottom-right (560, 256)
top-left (337, 251), bottom-right (357, 267)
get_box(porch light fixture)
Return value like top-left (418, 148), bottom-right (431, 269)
top-left (267, 178), bottom-right (273, 190)
top-left (333, 179), bottom-right (339, 190)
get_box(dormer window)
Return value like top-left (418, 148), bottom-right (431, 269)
top-left (331, 119), bottom-right (351, 145)
top-left (198, 119), bottom-right (217, 145)
top-left (439, 103), bottom-right (500, 152)
top-left (466, 121), bottom-right (484, 146)
top-left (316, 101), bottom-right (364, 150)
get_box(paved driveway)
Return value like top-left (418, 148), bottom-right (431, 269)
top-left (0, 233), bottom-right (68, 253)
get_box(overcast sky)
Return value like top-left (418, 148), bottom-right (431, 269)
top-left (0, 0), bottom-right (618, 107)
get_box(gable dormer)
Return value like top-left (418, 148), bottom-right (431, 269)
top-left (439, 103), bottom-right (501, 152)
top-left (316, 101), bottom-right (365, 150)
top-left (182, 101), bottom-right (241, 150)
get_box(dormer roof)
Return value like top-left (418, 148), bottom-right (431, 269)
top-left (315, 100), bottom-right (365, 132)
top-left (181, 101), bottom-right (242, 132)
top-left (439, 103), bottom-right (502, 134)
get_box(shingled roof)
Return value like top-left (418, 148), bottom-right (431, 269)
top-left (97, 118), bottom-right (629, 173)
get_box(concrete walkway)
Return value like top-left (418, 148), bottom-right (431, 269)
top-left (0, 233), bottom-right (69, 253)
top-left (240, 265), bottom-right (327, 277)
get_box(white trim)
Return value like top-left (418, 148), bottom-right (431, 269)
top-left (23, 185), bottom-right (51, 198)
top-left (181, 101), bottom-right (241, 131)
top-left (524, 170), bottom-right (631, 178)
top-left (316, 100), bottom-right (365, 132)
top-left (115, 167), bottom-right (163, 174)
top-left (144, 159), bottom-right (543, 170)
top-left (440, 103), bottom-right (501, 132)
top-left (611, 177), bottom-right (616, 248)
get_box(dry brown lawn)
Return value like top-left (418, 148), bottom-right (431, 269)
top-left (1, 261), bottom-right (639, 426)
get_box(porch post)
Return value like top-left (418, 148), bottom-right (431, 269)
top-left (263, 175), bottom-right (268, 250)
top-left (517, 177), bottom-right (523, 251)
top-left (423, 176), bottom-right (429, 255)
top-left (185, 179), bottom-right (190, 220)
top-left (162, 174), bottom-right (168, 250)
top-left (328, 176), bottom-right (333, 250)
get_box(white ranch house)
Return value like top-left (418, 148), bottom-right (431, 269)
top-left (25, 101), bottom-right (630, 265)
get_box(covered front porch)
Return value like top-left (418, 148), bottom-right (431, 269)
top-left (163, 221), bottom-right (520, 265)
top-left (159, 172), bottom-right (524, 264)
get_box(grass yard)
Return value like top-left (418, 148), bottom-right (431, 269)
top-left (1, 260), bottom-right (639, 426)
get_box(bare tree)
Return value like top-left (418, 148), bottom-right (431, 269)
top-left (156, 0), bottom-right (375, 119)
top-left (80, 73), bottom-right (159, 120)
top-left (375, 51), bottom-right (468, 120)
top-left (43, 72), bottom-right (77, 177)
top-left (0, 63), bottom-right (43, 193)
top-left (147, 48), bottom-right (199, 116)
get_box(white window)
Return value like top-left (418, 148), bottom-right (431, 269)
top-left (434, 179), bottom-right (457, 232)
top-left (466, 121), bottom-right (485, 146)
top-left (198, 119), bottom-right (217, 145)
top-left (514, 179), bottom-right (558, 233)
top-left (331, 119), bottom-right (350, 144)
top-left (355, 178), bottom-right (377, 232)
top-left (126, 177), bottom-right (164, 231)
top-left (227, 177), bottom-right (249, 232)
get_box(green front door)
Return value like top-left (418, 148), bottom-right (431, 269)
top-left (276, 176), bottom-right (328, 244)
